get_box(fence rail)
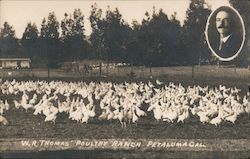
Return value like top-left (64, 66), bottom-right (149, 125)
top-left (0, 65), bottom-right (250, 81)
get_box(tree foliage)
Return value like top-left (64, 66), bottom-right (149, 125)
top-left (0, 22), bottom-right (16, 38)
top-left (22, 22), bottom-right (38, 41)
top-left (61, 9), bottom-right (90, 61)
top-left (229, 0), bottom-right (250, 66)
top-left (103, 7), bottom-right (130, 61)
top-left (0, 22), bottom-right (19, 58)
top-left (89, 4), bottom-right (130, 62)
top-left (183, 0), bottom-right (211, 64)
top-left (136, 8), bottom-right (183, 66)
top-left (38, 12), bottom-right (61, 67)
top-left (21, 22), bottom-right (39, 58)
top-left (89, 3), bottom-right (105, 60)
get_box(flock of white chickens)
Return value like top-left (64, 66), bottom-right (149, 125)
top-left (0, 79), bottom-right (250, 127)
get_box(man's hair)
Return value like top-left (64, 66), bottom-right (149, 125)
top-left (215, 6), bottom-right (237, 30)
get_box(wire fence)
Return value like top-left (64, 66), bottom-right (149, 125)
top-left (0, 65), bottom-right (250, 81)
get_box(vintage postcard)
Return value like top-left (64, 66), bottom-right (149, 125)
top-left (0, 0), bottom-right (250, 158)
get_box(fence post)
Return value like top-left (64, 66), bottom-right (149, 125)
top-left (99, 62), bottom-right (102, 77)
top-left (47, 66), bottom-right (50, 79)
top-left (106, 62), bottom-right (109, 76)
top-left (142, 66), bottom-right (144, 77)
top-left (149, 63), bottom-right (152, 77)
top-left (192, 65), bottom-right (194, 78)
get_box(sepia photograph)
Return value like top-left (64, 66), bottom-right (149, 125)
top-left (0, 0), bottom-right (250, 158)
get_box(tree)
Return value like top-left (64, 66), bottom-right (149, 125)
top-left (61, 9), bottom-right (90, 61)
top-left (0, 22), bottom-right (15, 38)
top-left (45, 12), bottom-right (60, 39)
top-left (139, 8), bottom-right (169, 66)
top-left (123, 20), bottom-right (141, 65)
top-left (89, 3), bottom-right (105, 60)
top-left (38, 12), bottom-right (61, 68)
top-left (89, 5), bottom-right (130, 62)
top-left (21, 22), bottom-right (39, 58)
top-left (229, 0), bottom-right (250, 35)
top-left (0, 22), bottom-right (19, 58)
top-left (104, 7), bottom-right (132, 61)
top-left (22, 22), bottom-right (38, 41)
top-left (168, 12), bottom-right (186, 65)
top-left (229, 0), bottom-right (250, 66)
top-left (40, 18), bottom-right (47, 38)
top-left (137, 8), bottom-right (183, 66)
top-left (183, 0), bottom-right (211, 64)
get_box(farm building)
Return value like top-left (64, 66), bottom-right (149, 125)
top-left (0, 58), bottom-right (31, 69)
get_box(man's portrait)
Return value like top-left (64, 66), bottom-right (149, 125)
top-left (205, 6), bottom-right (245, 61)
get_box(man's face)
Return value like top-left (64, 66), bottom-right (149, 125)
top-left (216, 11), bottom-right (232, 38)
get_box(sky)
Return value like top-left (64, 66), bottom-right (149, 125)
top-left (0, 0), bottom-right (230, 38)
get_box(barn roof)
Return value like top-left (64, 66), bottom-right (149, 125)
top-left (0, 58), bottom-right (31, 61)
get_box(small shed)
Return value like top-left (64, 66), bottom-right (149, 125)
top-left (0, 58), bottom-right (31, 69)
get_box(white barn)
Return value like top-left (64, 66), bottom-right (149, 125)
top-left (0, 58), bottom-right (31, 69)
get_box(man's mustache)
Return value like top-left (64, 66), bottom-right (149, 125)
top-left (217, 26), bottom-right (227, 29)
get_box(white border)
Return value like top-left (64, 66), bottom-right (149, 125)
top-left (205, 5), bottom-right (246, 61)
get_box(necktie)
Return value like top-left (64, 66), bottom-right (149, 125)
top-left (219, 40), bottom-right (225, 51)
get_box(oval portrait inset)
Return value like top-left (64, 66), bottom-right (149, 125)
top-left (205, 6), bottom-right (246, 61)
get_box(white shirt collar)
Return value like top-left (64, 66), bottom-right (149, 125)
top-left (221, 34), bottom-right (232, 43)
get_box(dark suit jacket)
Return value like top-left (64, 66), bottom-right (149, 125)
top-left (212, 33), bottom-right (242, 59)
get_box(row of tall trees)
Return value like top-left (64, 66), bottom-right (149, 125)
top-left (0, 9), bottom-right (92, 67)
top-left (88, 0), bottom-right (212, 66)
top-left (0, 0), bottom-right (249, 67)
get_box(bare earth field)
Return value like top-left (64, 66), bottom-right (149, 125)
top-left (0, 66), bottom-right (250, 159)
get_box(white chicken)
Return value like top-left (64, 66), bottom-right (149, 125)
top-left (0, 115), bottom-right (8, 125)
